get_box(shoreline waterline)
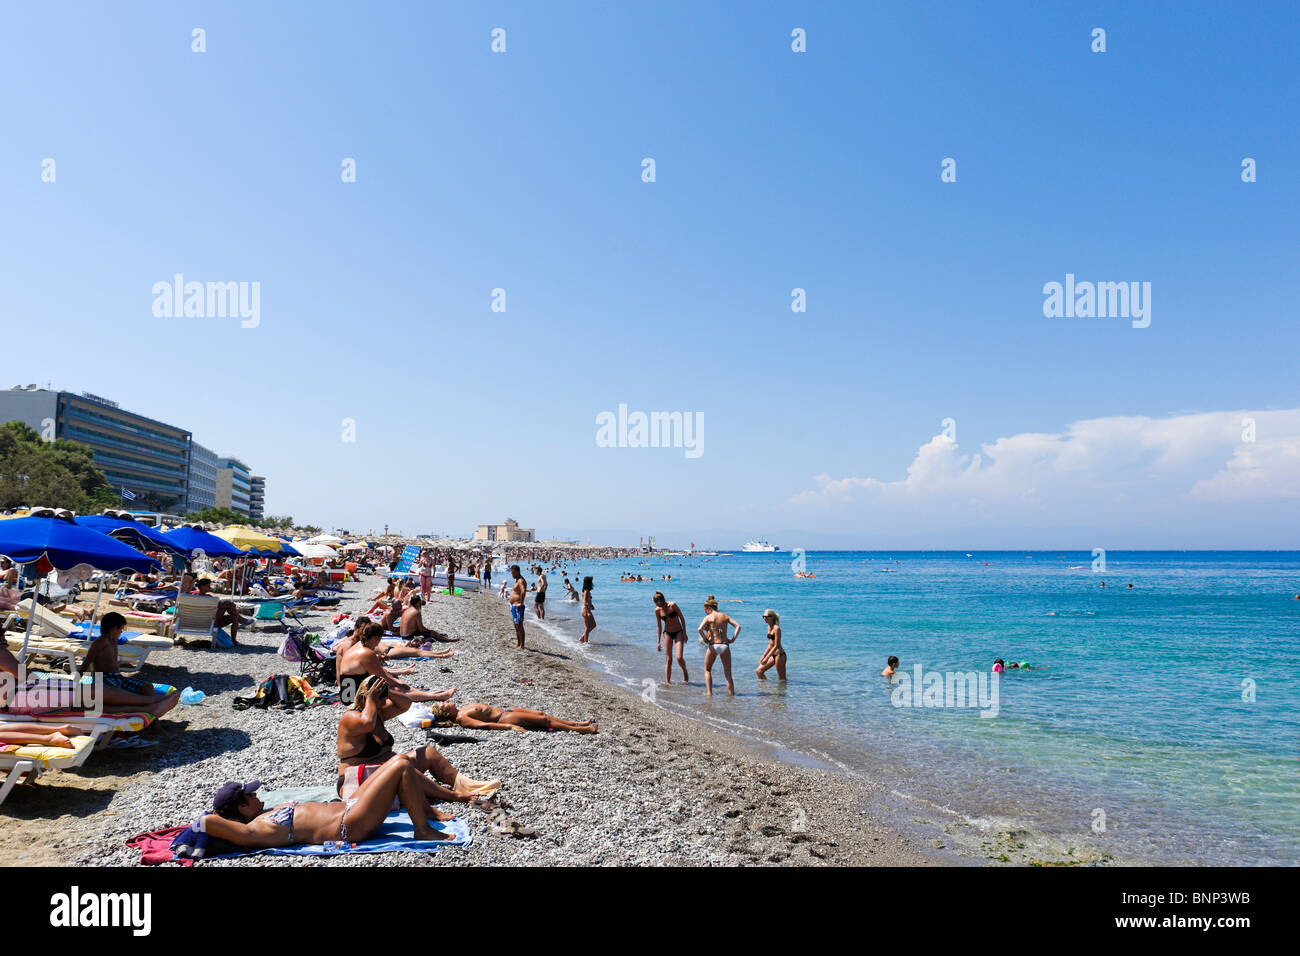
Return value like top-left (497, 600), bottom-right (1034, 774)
top-left (516, 550), bottom-right (1300, 866)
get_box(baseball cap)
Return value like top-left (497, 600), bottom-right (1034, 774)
top-left (213, 780), bottom-right (262, 813)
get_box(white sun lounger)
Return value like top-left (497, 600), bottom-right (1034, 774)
top-left (0, 727), bottom-right (106, 806)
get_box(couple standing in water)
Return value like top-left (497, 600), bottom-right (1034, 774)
top-left (653, 592), bottom-right (786, 697)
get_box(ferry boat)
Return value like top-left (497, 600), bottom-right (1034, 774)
top-left (742, 539), bottom-right (779, 553)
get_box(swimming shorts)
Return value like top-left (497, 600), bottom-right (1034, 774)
top-left (534, 591), bottom-right (546, 605)
top-left (510, 604), bottom-right (524, 625)
top-left (79, 673), bottom-right (166, 697)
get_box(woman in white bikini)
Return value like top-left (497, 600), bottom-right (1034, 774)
top-left (697, 595), bottom-right (740, 696)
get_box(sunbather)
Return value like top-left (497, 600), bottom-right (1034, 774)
top-left (195, 578), bottom-right (250, 645)
top-left (79, 612), bottom-right (179, 717)
top-left (200, 755), bottom-right (453, 846)
top-left (400, 595), bottom-right (459, 644)
top-left (430, 700), bottom-right (597, 734)
top-left (336, 675), bottom-right (499, 806)
top-left (0, 722), bottom-right (80, 749)
top-left (337, 624), bottom-right (455, 704)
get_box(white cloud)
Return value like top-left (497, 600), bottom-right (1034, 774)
top-left (785, 410), bottom-right (1300, 544)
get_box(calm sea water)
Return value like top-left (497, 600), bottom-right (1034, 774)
top-left (525, 551), bottom-right (1300, 865)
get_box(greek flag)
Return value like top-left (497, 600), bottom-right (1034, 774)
top-left (120, 487), bottom-right (137, 501)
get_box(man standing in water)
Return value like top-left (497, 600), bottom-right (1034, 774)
top-left (533, 568), bottom-right (548, 620)
top-left (508, 565), bottom-right (528, 648)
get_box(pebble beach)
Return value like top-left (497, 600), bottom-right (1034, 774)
top-left (0, 573), bottom-right (951, 867)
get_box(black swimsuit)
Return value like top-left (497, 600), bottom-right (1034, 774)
top-left (352, 723), bottom-right (394, 762)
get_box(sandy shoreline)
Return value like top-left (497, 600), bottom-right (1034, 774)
top-left (1, 574), bottom-right (1108, 866)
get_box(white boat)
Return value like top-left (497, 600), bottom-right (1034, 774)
top-left (742, 539), bottom-right (779, 553)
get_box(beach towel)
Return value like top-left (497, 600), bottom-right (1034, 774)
top-left (209, 811), bottom-right (470, 858)
top-left (128, 827), bottom-right (194, 867)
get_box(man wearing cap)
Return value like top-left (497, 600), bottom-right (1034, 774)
top-left (199, 754), bottom-right (451, 847)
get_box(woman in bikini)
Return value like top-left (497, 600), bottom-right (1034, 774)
top-left (336, 622), bottom-right (456, 705)
top-left (416, 552), bottom-right (433, 603)
top-left (653, 591), bottom-right (689, 684)
top-left (579, 576), bottom-right (596, 644)
top-left (336, 675), bottom-right (500, 808)
top-left (755, 608), bottom-right (787, 680)
top-left (431, 700), bottom-right (597, 734)
top-left (200, 755), bottom-right (450, 846)
top-left (697, 595), bottom-right (740, 696)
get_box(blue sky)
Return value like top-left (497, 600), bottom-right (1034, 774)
top-left (2, 2), bottom-right (1297, 548)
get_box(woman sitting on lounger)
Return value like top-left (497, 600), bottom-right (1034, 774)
top-left (336, 675), bottom-right (500, 806)
top-left (201, 755), bottom-right (451, 846)
top-left (336, 623), bottom-right (455, 705)
top-left (430, 700), bottom-right (597, 734)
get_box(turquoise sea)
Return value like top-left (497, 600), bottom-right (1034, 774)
top-left (525, 551), bottom-right (1300, 865)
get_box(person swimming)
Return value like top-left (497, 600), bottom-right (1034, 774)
top-left (881, 655), bottom-right (899, 678)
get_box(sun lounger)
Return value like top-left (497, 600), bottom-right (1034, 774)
top-left (3, 630), bottom-right (170, 675)
top-left (11, 599), bottom-right (80, 638)
top-left (0, 711), bottom-right (154, 751)
top-left (0, 728), bottom-right (105, 806)
top-left (171, 594), bottom-right (220, 646)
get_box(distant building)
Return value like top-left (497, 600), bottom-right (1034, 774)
top-left (215, 456), bottom-right (253, 515)
top-left (186, 442), bottom-right (219, 514)
top-left (0, 386), bottom-right (191, 512)
top-left (474, 518), bottom-right (536, 542)
top-left (249, 475), bottom-right (266, 520)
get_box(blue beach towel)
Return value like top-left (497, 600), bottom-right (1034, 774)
top-left (211, 811), bottom-right (471, 858)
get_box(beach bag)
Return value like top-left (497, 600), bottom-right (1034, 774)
top-left (213, 627), bottom-right (234, 649)
top-left (278, 634), bottom-right (303, 662)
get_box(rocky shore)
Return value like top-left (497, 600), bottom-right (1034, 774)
top-left (2, 574), bottom-right (945, 866)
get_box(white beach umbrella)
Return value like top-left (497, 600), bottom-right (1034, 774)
top-left (292, 541), bottom-right (338, 559)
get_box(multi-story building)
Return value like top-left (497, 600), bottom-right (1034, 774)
top-left (249, 475), bottom-right (266, 520)
top-left (215, 456), bottom-right (253, 515)
top-left (0, 386), bottom-right (191, 512)
top-left (186, 441), bottom-right (219, 514)
top-left (473, 519), bottom-right (536, 542)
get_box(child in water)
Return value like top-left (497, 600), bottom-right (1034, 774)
top-left (881, 655), bottom-right (899, 677)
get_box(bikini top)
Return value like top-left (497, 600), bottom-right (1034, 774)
top-left (351, 723), bottom-right (393, 761)
top-left (263, 803), bottom-right (297, 843)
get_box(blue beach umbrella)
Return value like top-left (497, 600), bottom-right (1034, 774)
top-left (0, 514), bottom-right (161, 574)
top-left (75, 514), bottom-right (188, 555)
top-left (161, 525), bottom-right (248, 559)
top-left (0, 513), bottom-right (162, 666)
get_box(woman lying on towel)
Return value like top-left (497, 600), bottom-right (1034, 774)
top-left (336, 675), bottom-right (500, 806)
top-left (430, 700), bottom-right (597, 734)
top-left (201, 755), bottom-right (454, 846)
top-left (337, 624), bottom-right (455, 705)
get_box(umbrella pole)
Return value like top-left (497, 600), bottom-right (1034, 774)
top-left (19, 579), bottom-right (37, 682)
top-left (87, 572), bottom-right (107, 635)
